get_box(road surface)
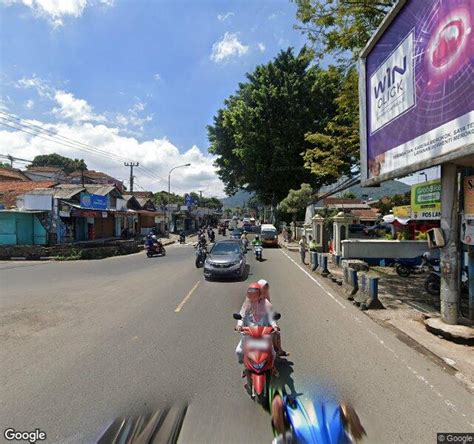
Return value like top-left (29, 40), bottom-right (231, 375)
top-left (1, 239), bottom-right (472, 443)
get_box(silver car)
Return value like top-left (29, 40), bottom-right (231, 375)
top-left (203, 240), bottom-right (246, 280)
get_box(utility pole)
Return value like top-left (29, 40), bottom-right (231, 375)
top-left (440, 163), bottom-right (460, 324)
top-left (124, 162), bottom-right (139, 193)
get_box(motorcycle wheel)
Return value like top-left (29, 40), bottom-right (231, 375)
top-left (396, 264), bottom-right (411, 277)
top-left (195, 257), bottom-right (203, 268)
top-left (425, 276), bottom-right (440, 296)
top-left (161, 248), bottom-right (166, 256)
top-left (146, 252), bottom-right (152, 258)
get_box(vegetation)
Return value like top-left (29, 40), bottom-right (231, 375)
top-left (374, 192), bottom-right (411, 215)
top-left (29, 153), bottom-right (87, 174)
top-left (208, 48), bottom-right (338, 206)
top-left (0, 162), bottom-right (11, 168)
top-left (279, 183), bottom-right (314, 223)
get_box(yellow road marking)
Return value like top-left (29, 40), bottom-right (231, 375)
top-left (174, 281), bottom-right (201, 313)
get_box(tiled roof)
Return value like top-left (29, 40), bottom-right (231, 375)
top-left (0, 168), bottom-right (31, 181)
top-left (324, 198), bottom-right (363, 205)
top-left (0, 181), bottom-right (56, 208)
top-left (26, 166), bottom-right (64, 173)
top-left (351, 209), bottom-right (381, 220)
top-left (69, 170), bottom-right (114, 179)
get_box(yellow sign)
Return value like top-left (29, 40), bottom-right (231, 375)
top-left (393, 205), bottom-right (411, 218)
top-left (410, 179), bottom-right (441, 220)
top-left (464, 175), bottom-right (474, 219)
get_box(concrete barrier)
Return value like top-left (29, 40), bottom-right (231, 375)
top-left (316, 254), bottom-right (329, 277)
top-left (342, 267), bottom-right (358, 300)
top-left (310, 251), bottom-right (318, 271)
top-left (354, 273), bottom-right (384, 310)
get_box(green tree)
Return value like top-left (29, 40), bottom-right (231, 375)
top-left (153, 191), bottom-right (184, 206)
top-left (208, 48), bottom-right (336, 208)
top-left (293, 0), bottom-right (395, 66)
top-left (342, 191), bottom-right (357, 199)
top-left (279, 183), bottom-right (314, 223)
top-left (29, 153), bottom-right (87, 174)
top-left (0, 162), bottom-right (11, 168)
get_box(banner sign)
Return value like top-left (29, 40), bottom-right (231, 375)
top-left (464, 175), bottom-right (474, 219)
top-left (360, 0), bottom-right (474, 184)
top-left (80, 192), bottom-right (108, 210)
top-left (393, 205), bottom-right (411, 218)
top-left (461, 215), bottom-right (474, 245)
top-left (411, 179), bottom-right (441, 220)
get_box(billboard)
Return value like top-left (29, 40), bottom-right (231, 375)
top-left (80, 192), bottom-right (108, 210)
top-left (359, 0), bottom-right (474, 184)
top-left (411, 179), bottom-right (441, 220)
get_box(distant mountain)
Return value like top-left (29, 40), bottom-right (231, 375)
top-left (343, 180), bottom-right (410, 200)
top-left (220, 190), bottom-right (254, 209)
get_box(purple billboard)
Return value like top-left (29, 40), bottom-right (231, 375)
top-left (359, 0), bottom-right (474, 184)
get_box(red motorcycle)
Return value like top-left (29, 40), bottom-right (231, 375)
top-left (233, 313), bottom-right (280, 404)
top-left (145, 240), bottom-right (166, 257)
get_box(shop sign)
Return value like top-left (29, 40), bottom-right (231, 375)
top-left (464, 175), bottom-right (474, 219)
top-left (80, 192), bottom-right (108, 210)
top-left (461, 215), bottom-right (474, 245)
top-left (393, 205), bottom-right (411, 218)
top-left (411, 179), bottom-right (441, 220)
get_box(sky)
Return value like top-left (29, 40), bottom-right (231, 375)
top-left (0, 0), bottom-right (308, 197)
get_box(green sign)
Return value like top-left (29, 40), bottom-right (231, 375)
top-left (410, 179), bottom-right (441, 220)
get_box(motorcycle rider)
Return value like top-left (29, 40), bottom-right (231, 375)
top-left (179, 230), bottom-right (186, 244)
top-left (241, 231), bottom-right (249, 250)
top-left (257, 279), bottom-right (288, 357)
top-left (252, 235), bottom-right (263, 247)
top-left (235, 283), bottom-right (279, 375)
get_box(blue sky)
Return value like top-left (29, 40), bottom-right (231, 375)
top-left (0, 0), bottom-right (309, 195)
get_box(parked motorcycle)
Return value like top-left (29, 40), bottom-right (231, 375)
top-left (195, 245), bottom-right (207, 268)
top-left (145, 241), bottom-right (166, 257)
top-left (233, 312), bottom-right (280, 404)
top-left (254, 245), bottom-right (263, 262)
top-left (425, 264), bottom-right (469, 296)
top-left (395, 255), bottom-right (439, 277)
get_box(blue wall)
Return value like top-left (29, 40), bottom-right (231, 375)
top-left (0, 212), bottom-right (47, 245)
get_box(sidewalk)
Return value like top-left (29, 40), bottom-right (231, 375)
top-left (279, 238), bottom-right (474, 391)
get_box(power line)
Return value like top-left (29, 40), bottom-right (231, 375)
top-left (0, 112), bottom-right (166, 185)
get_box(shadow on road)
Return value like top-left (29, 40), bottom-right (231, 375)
top-left (274, 358), bottom-right (302, 399)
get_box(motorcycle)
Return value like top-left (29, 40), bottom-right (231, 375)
top-left (179, 233), bottom-right (186, 244)
top-left (145, 241), bottom-right (166, 257)
top-left (425, 264), bottom-right (469, 297)
top-left (395, 255), bottom-right (439, 277)
top-left (254, 245), bottom-right (263, 261)
top-left (241, 238), bottom-right (249, 251)
top-left (195, 245), bottom-right (207, 268)
top-left (233, 312), bottom-right (280, 404)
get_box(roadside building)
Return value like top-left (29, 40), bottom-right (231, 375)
top-left (24, 166), bottom-right (67, 183)
top-left (0, 168), bottom-right (31, 182)
top-left (67, 170), bottom-right (125, 192)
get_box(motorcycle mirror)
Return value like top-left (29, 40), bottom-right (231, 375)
top-left (273, 312), bottom-right (281, 320)
top-left (233, 313), bottom-right (242, 320)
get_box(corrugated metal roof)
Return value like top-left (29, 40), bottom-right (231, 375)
top-left (84, 184), bottom-right (117, 196)
top-left (53, 185), bottom-right (85, 199)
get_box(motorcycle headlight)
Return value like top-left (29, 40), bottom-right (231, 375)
top-left (252, 360), bottom-right (266, 370)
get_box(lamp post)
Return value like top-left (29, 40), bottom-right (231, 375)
top-left (419, 172), bottom-right (428, 182)
top-left (166, 163), bottom-right (191, 234)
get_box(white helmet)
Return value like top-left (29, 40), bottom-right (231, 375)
top-left (151, 235), bottom-right (157, 240)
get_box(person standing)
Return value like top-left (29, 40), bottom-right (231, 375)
top-left (282, 226), bottom-right (288, 243)
top-left (299, 236), bottom-right (307, 264)
top-left (308, 235), bottom-right (317, 252)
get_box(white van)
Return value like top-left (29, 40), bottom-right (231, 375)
top-left (260, 224), bottom-right (278, 247)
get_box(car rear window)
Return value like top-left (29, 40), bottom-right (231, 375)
top-left (211, 242), bottom-right (241, 255)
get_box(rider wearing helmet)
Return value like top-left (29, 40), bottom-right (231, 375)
top-left (235, 282), bottom-right (278, 364)
top-left (252, 235), bottom-right (262, 247)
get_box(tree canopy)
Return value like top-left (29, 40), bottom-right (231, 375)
top-left (29, 153), bottom-right (87, 175)
top-left (279, 183), bottom-right (314, 222)
top-left (208, 48), bottom-right (338, 205)
top-left (293, 0), bottom-right (395, 66)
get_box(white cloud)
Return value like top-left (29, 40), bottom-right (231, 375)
top-left (2, 0), bottom-right (114, 27)
top-left (16, 76), bottom-right (54, 99)
top-left (268, 13), bottom-right (278, 20)
top-left (210, 32), bottom-right (249, 63)
top-left (52, 90), bottom-right (105, 122)
top-left (25, 99), bottom-right (34, 109)
top-left (257, 42), bottom-right (266, 53)
top-left (153, 73), bottom-right (161, 81)
top-left (217, 11), bottom-right (233, 22)
top-left (0, 119), bottom-right (225, 196)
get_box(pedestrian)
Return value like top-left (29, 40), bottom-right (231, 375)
top-left (299, 236), bottom-right (307, 264)
top-left (282, 226), bottom-right (288, 243)
top-left (308, 235), bottom-right (317, 252)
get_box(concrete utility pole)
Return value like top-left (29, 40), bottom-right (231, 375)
top-left (124, 162), bottom-right (139, 193)
top-left (440, 163), bottom-right (460, 324)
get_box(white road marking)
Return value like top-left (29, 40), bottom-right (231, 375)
top-left (279, 247), bottom-right (473, 426)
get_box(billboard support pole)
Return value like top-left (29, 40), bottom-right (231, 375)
top-left (440, 164), bottom-right (460, 325)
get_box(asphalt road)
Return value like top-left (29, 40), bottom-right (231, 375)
top-left (0, 238), bottom-right (472, 444)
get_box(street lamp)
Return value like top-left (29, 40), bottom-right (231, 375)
top-left (166, 163), bottom-right (191, 235)
top-left (168, 163), bottom-right (191, 194)
top-left (419, 172), bottom-right (428, 182)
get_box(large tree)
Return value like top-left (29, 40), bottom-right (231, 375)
top-left (293, 1), bottom-right (393, 180)
top-left (208, 48), bottom-right (338, 207)
top-left (279, 183), bottom-right (314, 222)
top-left (293, 0), bottom-right (395, 66)
top-left (29, 153), bottom-right (87, 175)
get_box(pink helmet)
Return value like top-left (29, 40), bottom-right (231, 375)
top-left (246, 282), bottom-right (261, 301)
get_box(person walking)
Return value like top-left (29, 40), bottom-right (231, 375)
top-left (299, 236), bottom-right (307, 265)
top-left (282, 226), bottom-right (288, 243)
